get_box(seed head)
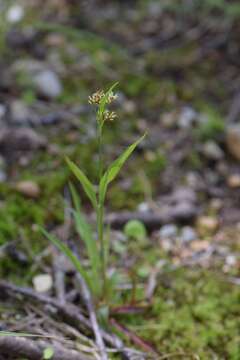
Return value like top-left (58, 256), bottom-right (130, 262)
top-left (103, 110), bottom-right (117, 122)
top-left (88, 90), bottom-right (105, 105)
top-left (106, 91), bottom-right (118, 104)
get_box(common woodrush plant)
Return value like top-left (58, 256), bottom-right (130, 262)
top-left (42, 83), bottom-right (145, 306)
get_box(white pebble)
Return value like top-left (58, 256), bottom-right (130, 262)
top-left (7, 5), bottom-right (24, 23)
top-left (33, 274), bottom-right (53, 293)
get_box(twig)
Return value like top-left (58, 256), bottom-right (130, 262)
top-left (53, 255), bottom-right (66, 304)
top-left (105, 208), bottom-right (198, 230)
top-left (110, 318), bottom-right (158, 357)
top-left (0, 281), bottom-right (133, 359)
top-left (53, 185), bottom-right (73, 304)
top-left (66, 289), bottom-right (79, 302)
top-left (0, 336), bottom-right (90, 360)
top-left (75, 274), bottom-right (108, 360)
top-left (145, 269), bottom-right (159, 301)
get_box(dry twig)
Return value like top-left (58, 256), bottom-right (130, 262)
top-left (75, 274), bottom-right (108, 360)
top-left (0, 336), bottom-right (90, 360)
top-left (0, 281), bottom-right (140, 359)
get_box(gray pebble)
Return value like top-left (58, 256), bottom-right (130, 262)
top-left (33, 70), bottom-right (62, 99)
top-left (179, 226), bottom-right (197, 243)
top-left (159, 224), bottom-right (178, 238)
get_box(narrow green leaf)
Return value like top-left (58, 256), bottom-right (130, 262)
top-left (99, 133), bottom-right (146, 204)
top-left (73, 209), bottom-right (101, 294)
top-left (40, 228), bottom-right (94, 295)
top-left (69, 183), bottom-right (101, 295)
top-left (66, 157), bottom-right (97, 209)
top-left (0, 332), bottom-right (34, 337)
top-left (69, 181), bottom-right (81, 212)
top-left (73, 209), bottom-right (100, 271)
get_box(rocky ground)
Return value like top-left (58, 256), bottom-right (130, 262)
top-left (0, 1), bottom-right (240, 359)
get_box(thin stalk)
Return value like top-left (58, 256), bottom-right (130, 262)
top-left (97, 202), bottom-right (107, 300)
top-left (97, 120), bottom-right (107, 300)
top-left (98, 124), bottom-right (104, 180)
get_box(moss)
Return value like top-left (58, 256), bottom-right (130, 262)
top-left (194, 106), bottom-right (225, 141)
top-left (123, 269), bottom-right (240, 359)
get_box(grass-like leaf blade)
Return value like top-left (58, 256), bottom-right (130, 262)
top-left (73, 209), bottom-right (101, 296)
top-left (40, 228), bottom-right (94, 295)
top-left (99, 133), bottom-right (146, 204)
top-left (73, 209), bottom-right (100, 271)
top-left (66, 157), bottom-right (97, 209)
top-left (69, 183), bottom-right (101, 294)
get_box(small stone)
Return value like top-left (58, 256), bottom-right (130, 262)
top-left (197, 216), bottom-right (218, 236)
top-left (15, 181), bottom-right (40, 198)
top-left (0, 127), bottom-right (47, 152)
top-left (171, 187), bottom-right (197, 204)
top-left (202, 141), bottom-right (224, 160)
top-left (9, 100), bottom-right (30, 124)
top-left (227, 174), bottom-right (240, 188)
top-left (226, 254), bottom-right (237, 267)
top-left (7, 5), bottom-right (24, 23)
top-left (226, 125), bottom-right (240, 161)
top-left (33, 70), bottom-right (62, 99)
top-left (172, 202), bottom-right (198, 220)
top-left (178, 106), bottom-right (197, 128)
top-left (159, 224), bottom-right (178, 239)
top-left (33, 274), bottom-right (53, 293)
top-left (179, 226), bottom-right (197, 243)
top-left (138, 202), bottom-right (150, 212)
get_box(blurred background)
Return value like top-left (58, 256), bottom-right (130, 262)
top-left (0, 0), bottom-right (240, 358)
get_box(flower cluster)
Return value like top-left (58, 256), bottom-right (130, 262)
top-left (88, 89), bottom-right (117, 105)
top-left (88, 88), bottom-right (118, 122)
top-left (88, 89), bottom-right (105, 105)
top-left (103, 110), bottom-right (117, 122)
top-left (106, 91), bottom-right (118, 104)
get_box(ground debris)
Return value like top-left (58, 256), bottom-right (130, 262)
top-left (0, 127), bottom-right (47, 154)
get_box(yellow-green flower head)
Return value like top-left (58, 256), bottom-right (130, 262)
top-left (103, 110), bottom-right (117, 122)
top-left (88, 89), bottom-right (105, 105)
top-left (88, 89), bottom-right (118, 105)
top-left (106, 91), bottom-right (118, 104)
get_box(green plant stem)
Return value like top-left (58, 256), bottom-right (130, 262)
top-left (97, 121), bottom-right (107, 301)
top-left (97, 202), bottom-right (107, 300)
top-left (98, 125), bottom-right (103, 180)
